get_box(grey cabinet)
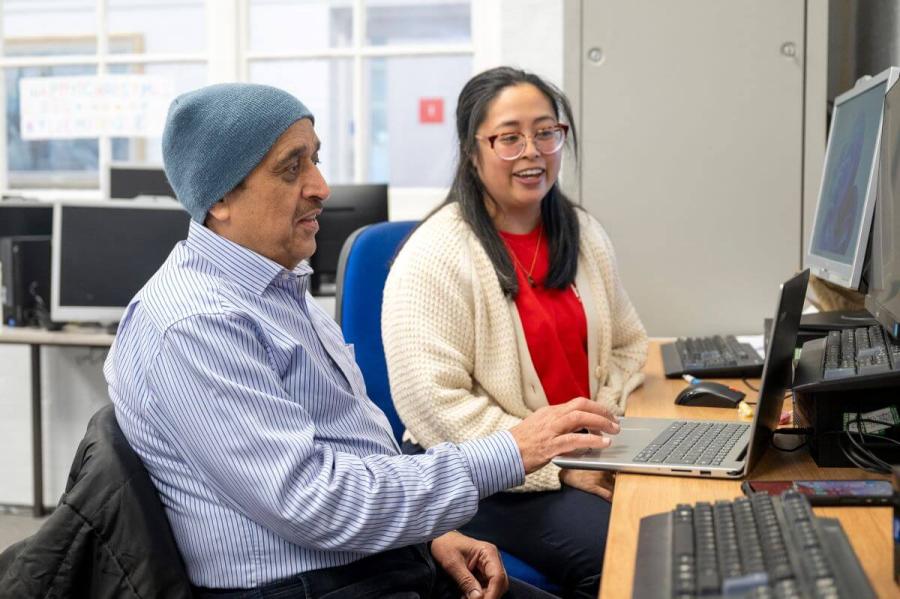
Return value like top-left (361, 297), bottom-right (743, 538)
top-left (564, 0), bottom-right (826, 337)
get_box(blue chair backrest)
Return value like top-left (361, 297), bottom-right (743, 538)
top-left (335, 221), bottom-right (417, 442)
top-left (334, 220), bottom-right (560, 593)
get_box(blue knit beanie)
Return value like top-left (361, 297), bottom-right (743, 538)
top-left (162, 83), bottom-right (314, 222)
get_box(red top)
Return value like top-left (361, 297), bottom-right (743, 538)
top-left (499, 224), bottom-right (590, 406)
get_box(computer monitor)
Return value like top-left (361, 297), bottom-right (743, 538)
top-left (109, 163), bottom-right (176, 200)
top-left (806, 67), bottom-right (899, 290)
top-left (0, 201), bottom-right (53, 237)
top-left (50, 199), bottom-right (189, 324)
top-left (866, 78), bottom-right (900, 339)
top-left (309, 184), bottom-right (389, 294)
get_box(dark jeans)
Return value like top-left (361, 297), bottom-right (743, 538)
top-left (404, 441), bottom-right (611, 599)
top-left (192, 544), bottom-right (554, 599)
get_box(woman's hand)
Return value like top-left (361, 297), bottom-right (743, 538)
top-left (559, 468), bottom-right (616, 501)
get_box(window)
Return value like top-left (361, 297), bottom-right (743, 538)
top-left (245, 0), bottom-right (472, 187)
top-left (1, 0), bottom-right (474, 194)
top-left (1, 0), bottom-right (207, 190)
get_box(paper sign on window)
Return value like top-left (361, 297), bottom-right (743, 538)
top-left (19, 75), bottom-right (175, 140)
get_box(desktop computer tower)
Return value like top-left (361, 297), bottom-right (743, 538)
top-left (793, 386), bottom-right (900, 468)
top-left (793, 336), bottom-right (900, 468)
top-left (0, 235), bottom-right (51, 327)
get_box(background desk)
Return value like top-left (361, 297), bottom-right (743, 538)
top-left (0, 326), bottom-right (114, 516)
top-left (600, 340), bottom-right (894, 599)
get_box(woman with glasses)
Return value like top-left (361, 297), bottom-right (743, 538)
top-left (382, 66), bottom-right (648, 598)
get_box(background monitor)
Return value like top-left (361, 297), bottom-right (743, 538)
top-left (51, 199), bottom-right (190, 323)
top-left (109, 163), bottom-right (176, 200)
top-left (309, 184), bottom-right (389, 294)
top-left (866, 78), bottom-right (900, 339)
top-left (806, 67), bottom-right (899, 291)
top-left (0, 201), bottom-right (53, 237)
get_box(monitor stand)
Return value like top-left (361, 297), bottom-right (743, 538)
top-left (799, 309), bottom-right (877, 331)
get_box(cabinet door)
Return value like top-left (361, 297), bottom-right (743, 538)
top-left (579, 0), bottom-right (804, 336)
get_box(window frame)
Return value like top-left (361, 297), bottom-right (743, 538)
top-left (0, 0), bottom-right (489, 201)
top-left (0, 0), bottom-right (208, 194)
top-left (238, 0), bottom-right (475, 189)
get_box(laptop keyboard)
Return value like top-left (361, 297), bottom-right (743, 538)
top-left (633, 421), bottom-right (748, 466)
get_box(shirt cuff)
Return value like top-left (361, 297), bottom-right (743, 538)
top-left (457, 430), bottom-right (525, 499)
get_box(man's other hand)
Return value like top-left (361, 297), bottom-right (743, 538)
top-left (431, 531), bottom-right (508, 599)
top-left (509, 397), bottom-right (620, 473)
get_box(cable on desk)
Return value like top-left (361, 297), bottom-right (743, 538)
top-left (838, 412), bottom-right (895, 474)
top-left (742, 378), bottom-right (759, 392)
top-left (852, 418), bottom-right (900, 447)
top-left (770, 427), bottom-right (812, 452)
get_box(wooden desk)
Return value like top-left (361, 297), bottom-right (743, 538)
top-left (0, 326), bottom-right (115, 516)
top-left (600, 340), bottom-right (894, 599)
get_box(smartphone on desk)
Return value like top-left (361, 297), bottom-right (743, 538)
top-left (741, 479), bottom-right (893, 506)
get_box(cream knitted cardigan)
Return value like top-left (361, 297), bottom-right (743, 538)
top-left (382, 203), bottom-right (649, 492)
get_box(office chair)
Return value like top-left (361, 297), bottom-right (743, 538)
top-left (335, 221), bottom-right (560, 593)
top-left (0, 404), bottom-right (192, 598)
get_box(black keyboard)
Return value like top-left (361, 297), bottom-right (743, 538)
top-left (823, 325), bottom-right (900, 380)
top-left (633, 421), bottom-right (748, 466)
top-left (662, 335), bottom-right (765, 378)
top-left (632, 491), bottom-right (876, 599)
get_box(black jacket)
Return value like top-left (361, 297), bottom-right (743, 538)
top-left (0, 405), bottom-right (192, 598)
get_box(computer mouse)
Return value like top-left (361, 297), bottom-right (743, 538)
top-left (674, 381), bottom-right (745, 408)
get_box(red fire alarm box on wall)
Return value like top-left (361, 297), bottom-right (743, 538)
top-left (419, 98), bottom-right (444, 124)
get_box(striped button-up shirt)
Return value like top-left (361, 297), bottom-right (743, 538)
top-left (104, 220), bottom-right (524, 589)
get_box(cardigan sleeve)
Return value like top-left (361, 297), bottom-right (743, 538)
top-left (383, 232), bottom-right (523, 446)
top-left (586, 215), bottom-right (649, 415)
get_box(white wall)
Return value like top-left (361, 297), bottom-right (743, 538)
top-left (0, 345), bottom-right (32, 505)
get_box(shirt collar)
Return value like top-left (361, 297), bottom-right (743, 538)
top-left (186, 220), bottom-right (312, 296)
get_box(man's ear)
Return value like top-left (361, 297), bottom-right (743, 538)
top-left (206, 197), bottom-right (230, 224)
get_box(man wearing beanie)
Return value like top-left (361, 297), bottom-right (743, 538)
top-left (104, 83), bottom-right (616, 598)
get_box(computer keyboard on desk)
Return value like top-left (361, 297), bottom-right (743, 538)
top-left (632, 491), bottom-right (875, 599)
top-left (662, 335), bottom-right (764, 378)
top-left (823, 325), bottom-right (900, 379)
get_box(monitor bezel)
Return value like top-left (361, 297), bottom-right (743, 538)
top-left (108, 161), bottom-right (174, 200)
top-left (0, 200), bottom-right (54, 237)
top-left (865, 77), bottom-right (900, 339)
top-left (50, 198), bottom-right (185, 324)
top-left (805, 66), bottom-right (900, 290)
top-left (307, 183), bottom-right (389, 294)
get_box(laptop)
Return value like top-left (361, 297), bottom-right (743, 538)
top-left (553, 269), bottom-right (809, 479)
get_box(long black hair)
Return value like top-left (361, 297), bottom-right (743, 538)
top-left (432, 66), bottom-right (581, 298)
